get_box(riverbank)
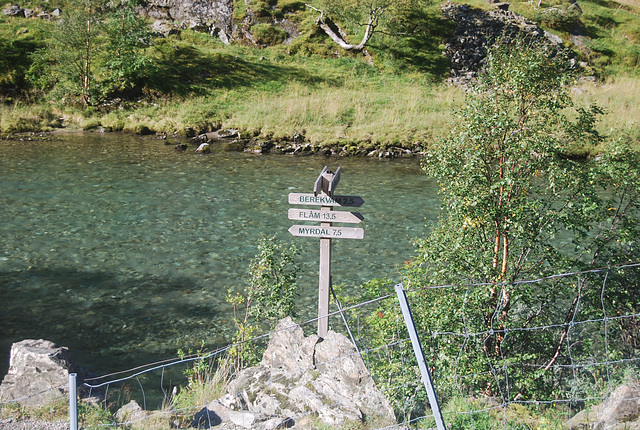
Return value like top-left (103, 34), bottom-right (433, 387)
top-left (0, 68), bottom-right (465, 155)
top-left (2, 0), bottom-right (639, 154)
top-left (2, 73), bottom-right (639, 156)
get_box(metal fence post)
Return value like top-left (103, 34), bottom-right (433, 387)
top-left (395, 283), bottom-right (446, 430)
top-left (69, 373), bottom-right (78, 430)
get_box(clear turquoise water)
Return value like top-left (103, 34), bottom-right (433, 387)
top-left (0, 133), bottom-right (438, 376)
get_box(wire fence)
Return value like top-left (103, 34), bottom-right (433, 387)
top-left (1, 262), bottom-right (639, 429)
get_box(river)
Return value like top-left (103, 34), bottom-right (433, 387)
top-left (0, 133), bottom-right (438, 377)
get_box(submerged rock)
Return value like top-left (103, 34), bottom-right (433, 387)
top-left (196, 143), bottom-right (211, 153)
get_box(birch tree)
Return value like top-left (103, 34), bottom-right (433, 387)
top-left (306, 0), bottom-right (422, 52)
top-left (404, 35), bottom-right (640, 397)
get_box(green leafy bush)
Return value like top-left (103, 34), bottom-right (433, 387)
top-left (226, 235), bottom-right (300, 370)
top-left (252, 23), bottom-right (289, 46)
top-left (534, 5), bottom-right (583, 32)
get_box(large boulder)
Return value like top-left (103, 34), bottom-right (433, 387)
top-left (141, 0), bottom-right (234, 42)
top-left (196, 317), bottom-right (396, 428)
top-left (567, 383), bottom-right (640, 429)
top-left (0, 339), bottom-right (75, 407)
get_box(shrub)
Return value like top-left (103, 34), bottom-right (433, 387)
top-left (252, 24), bottom-right (289, 46)
top-left (534, 5), bottom-right (583, 32)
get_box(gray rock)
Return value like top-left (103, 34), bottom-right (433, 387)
top-left (141, 0), bottom-right (233, 43)
top-left (544, 30), bottom-right (564, 45)
top-left (193, 400), bottom-right (225, 427)
top-left (193, 399), bottom-right (295, 429)
top-left (223, 317), bottom-right (396, 428)
top-left (442, 3), bottom-right (568, 87)
top-left (228, 410), bottom-right (257, 428)
top-left (196, 143), bottom-right (211, 153)
top-left (152, 19), bottom-right (179, 36)
top-left (567, 383), bottom-right (640, 430)
top-left (115, 399), bottom-right (148, 424)
top-left (0, 339), bottom-right (73, 407)
top-left (218, 129), bottom-right (240, 139)
top-left (2, 5), bottom-right (23, 16)
top-left (0, 417), bottom-right (68, 429)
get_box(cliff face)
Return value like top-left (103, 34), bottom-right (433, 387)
top-left (141, 0), bottom-right (234, 42)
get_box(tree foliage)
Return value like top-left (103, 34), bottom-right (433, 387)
top-left (308, 0), bottom-right (428, 52)
top-left (356, 36), bottom-right (640, 416)
top-left (28, 0), bottom-right (151, 105)
top-left (226, 235), bottom-right (300, 369)
top-left (246, 235), bottom-right (300, 325)
top-left (411, 35), bottom-right (640, 396)
top-left (100, 0), bottom-right (152, 96)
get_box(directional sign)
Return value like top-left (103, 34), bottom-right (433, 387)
top-left (288, 193), bottom-right (364, 207)
top-left (289, 225), bottom-right (364, 239)
top-left (288, 208), bottom-right (363, 224)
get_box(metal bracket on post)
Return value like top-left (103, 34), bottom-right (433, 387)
top-left (314, 166), bottom-right (341, 197)
top-left (395, 283), bottom-right (446, 430)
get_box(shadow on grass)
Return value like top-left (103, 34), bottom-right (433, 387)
top-left (0, 35), bottom-right (45, 95)
top-left (146, 41), bottom-right (324, 96)
top-left (372, 9), bottom-right (455, 79)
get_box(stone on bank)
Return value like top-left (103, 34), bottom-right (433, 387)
top-left (0, 339), bottom-right (93, 408)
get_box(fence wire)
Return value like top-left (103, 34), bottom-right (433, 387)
top-left (1, 262), bottom-right (639, 429)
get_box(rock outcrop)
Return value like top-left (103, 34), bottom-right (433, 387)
top-left (141, 0), bottom-right (234, 42)
top-left (442, 2), bottom-right (568, 86)
top-left (193, 317), bottom-right (396, 428)
top-left (567, 383), bottom-right (640, 430)
top-left (0, 339), bottom-right (81, 407)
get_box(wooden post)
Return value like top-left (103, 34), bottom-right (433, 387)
top-left (316, 167), bottom-right (338, 338)
top-left (288, 166), bottom-right (363, 339)
top-left (318, 204), bottom-right (332, 338)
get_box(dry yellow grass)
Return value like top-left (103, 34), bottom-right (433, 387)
top-left (224, 79), bottom-right (464, 147)
top-left (572, 76), bottom-right (640, 139)
top-left (614, 0), bottom-right (640, 9)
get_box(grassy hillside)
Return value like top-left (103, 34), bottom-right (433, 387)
top-left (0, 0), bottom-right (638, 151)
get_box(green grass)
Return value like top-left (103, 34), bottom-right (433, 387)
top-left (0, 0), bottom-right (639, 152)
top-left (417, 396), bottom-right (571, 430)
top-left (0, 12), bottom-right (49, 99)
top-left (26, 36), bottom-right (465, 145)
top-left (505, 0), bottom-right (640, 76)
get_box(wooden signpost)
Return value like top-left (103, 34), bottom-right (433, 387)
top-left (288, 166), bottom-right (364, 337)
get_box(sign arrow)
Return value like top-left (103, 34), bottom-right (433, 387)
top-left (288, 208), bottom-right (363, 224)
top-left (289, 193), bottom-right (364, 207)
top-left (288, 225), bottom-right (364, 239)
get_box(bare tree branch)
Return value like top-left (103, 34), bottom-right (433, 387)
top-left (306, 3), bottom-right (383, 52)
